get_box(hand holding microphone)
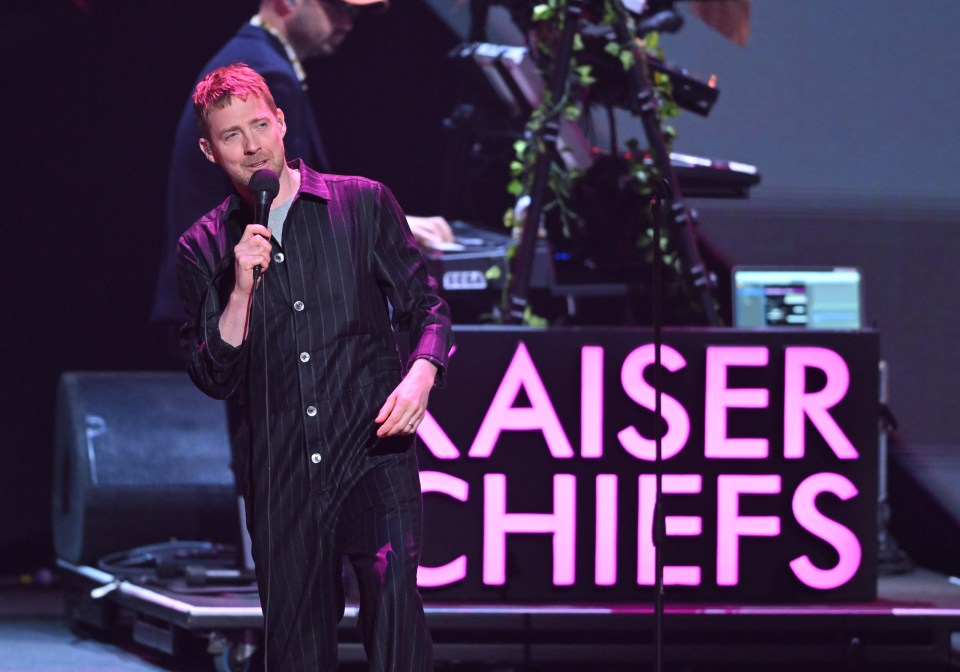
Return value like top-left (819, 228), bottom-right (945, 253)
top-left (249, 168), bottom-right (280, 281)
top-left (222, 169), bottom-right (281, 346)
top-left (232, 168), bottom-right (280, 296)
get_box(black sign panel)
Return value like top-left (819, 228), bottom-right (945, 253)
top-left (416, 327), bottom-right (879, 603)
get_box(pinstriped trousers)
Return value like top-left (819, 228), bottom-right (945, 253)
top-left (252, 448), bottom-right (433, 671)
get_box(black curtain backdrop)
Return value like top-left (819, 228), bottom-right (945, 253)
top-left (1, 0), bottom-right (459, 574)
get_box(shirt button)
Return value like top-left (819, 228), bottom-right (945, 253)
top-left (299, 352), bottom-right (310, 363)
top-left (310, 453), bottom-right (322, 464)
top-left (306, 405), bottom-right (317, 417)
top-left (274, 252), bottom-right (285, 263)
top-left (294, 300), bottom-right (305, 311)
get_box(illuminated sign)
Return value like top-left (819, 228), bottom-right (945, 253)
top-left (416, 327), bottom-right (879, 602)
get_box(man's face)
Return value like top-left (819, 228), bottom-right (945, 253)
top-left (199, 95), bottom-right (287, 197)
top-left (287, 0), bottom-right (355, 58)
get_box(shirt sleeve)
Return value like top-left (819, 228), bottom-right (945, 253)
top-left (370, 182), bottom-right (454, 386)
top-left (175, 224), bottom-right (249, 400)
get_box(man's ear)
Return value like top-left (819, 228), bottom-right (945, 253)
top-left (199, 137), bottom-right (217, 164)
top-left (276, 109), bottom-right (287, 138)
top-left (270, 0), bottom-right (295, 18)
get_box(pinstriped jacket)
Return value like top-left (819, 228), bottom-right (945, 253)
top-left (175, 160), bottom-right (453, 508)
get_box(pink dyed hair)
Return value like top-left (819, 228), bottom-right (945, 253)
top-left (193, 62), bottom-right (278, 140)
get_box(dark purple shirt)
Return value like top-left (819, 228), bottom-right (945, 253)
top-left (175, 161), bottom-right (452, 508)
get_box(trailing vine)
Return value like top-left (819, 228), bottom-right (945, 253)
top-left (502, 0), bottom-right (708, 325)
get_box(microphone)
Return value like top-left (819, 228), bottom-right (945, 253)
top-left (248, 168), bottom-right (280, 279)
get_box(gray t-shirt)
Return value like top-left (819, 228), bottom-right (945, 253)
top-left (268, 198), bottom-right (293, 246)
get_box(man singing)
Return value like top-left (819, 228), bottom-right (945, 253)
top-left (176, 62), bottom-right (451, 671)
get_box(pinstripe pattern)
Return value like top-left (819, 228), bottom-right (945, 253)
top-left (176, 161), bottom-right (451, 671)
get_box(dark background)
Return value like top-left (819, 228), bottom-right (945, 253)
top-left (0, 0), bottom-right (462, 574)
top-left (3, 0), bottom-right (959, 578)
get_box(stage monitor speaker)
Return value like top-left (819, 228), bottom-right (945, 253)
top-left (53, 371), bottom-right (241, 567)
top-left (889, 440), bottom-right (960, 577)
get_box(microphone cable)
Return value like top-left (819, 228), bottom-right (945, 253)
top-left (196, 254), bottom-right (257, 369)
top-left (199, 256), bottom-right (238, 371)
top-left (197, 253), bottom-right (274, 671)
top-left (245, 182), bottom-right (277, 670)
top-left (252, 266), bottom-right (275, 672)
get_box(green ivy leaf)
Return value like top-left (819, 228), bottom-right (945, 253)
top-left (532, 4), bottom-right (553, 21)
top-left (523, 306), bottom-right (549, 328)
top-left (496, 7), bottom-right (705, 325)
top-left (576, 65), bottom-right (596, 86)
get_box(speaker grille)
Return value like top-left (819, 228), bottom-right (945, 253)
top-left (53, 372), bottom-right (240, 565)
top-left (73, 375), bottom-right (233, 486)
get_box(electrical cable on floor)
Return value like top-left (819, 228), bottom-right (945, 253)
top-left (95, 540), bottom-right (254, 594)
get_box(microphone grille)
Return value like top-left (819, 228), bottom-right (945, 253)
top-left (249, 168), bottom-right (280, 198)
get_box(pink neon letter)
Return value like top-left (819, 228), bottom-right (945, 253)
top-left (716, 475), bottom-right (782, 586)
top-left (784, 347), bottom-right (857, 459)
top-left (483, 473), bottom-right (577, 586)
top-left (581, 346), bottom-right (604, 458)
top-left (704, 346), bottom-right (770, 459)
top-left (469, 342), bottom-right (574, 459)
top-left (637, 474), bottom-right (703, 586)
top-left (618, 344), bottom-right (690, 461)
top-left (595, 474), bottom-right (618, 585)
top-left (790, 472), bottom-right (862, 589)
top-left (417, 410), bottom-right (460, 460)
top-left (417, 472), bottom-right (469, 587)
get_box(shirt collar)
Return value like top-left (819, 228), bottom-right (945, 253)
top-left (224, 160), bottom-right (329, 229)
top-left (290, 159), bottom-right (331, 201)
top-left (223, 159), bottom-right (330, 222)
top-left (249, 15), bottom-right (307, 90)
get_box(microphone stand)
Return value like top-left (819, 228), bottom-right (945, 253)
top-left (499, 5), bottom-right (719, 664)
top-left (650, 178), bottom-right (670, 672)
top-left (603, 4), bottom-right (713, 668)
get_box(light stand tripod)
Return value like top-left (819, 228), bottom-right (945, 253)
top-left (502, 0), bottom-right (587, 324)
top-left (607, 1), bottom-right (720, 327)
top-left (502, 0), bottom-right (722, 327)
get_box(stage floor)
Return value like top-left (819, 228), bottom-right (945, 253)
top-left (2, 566), bottom-right (960, 671)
